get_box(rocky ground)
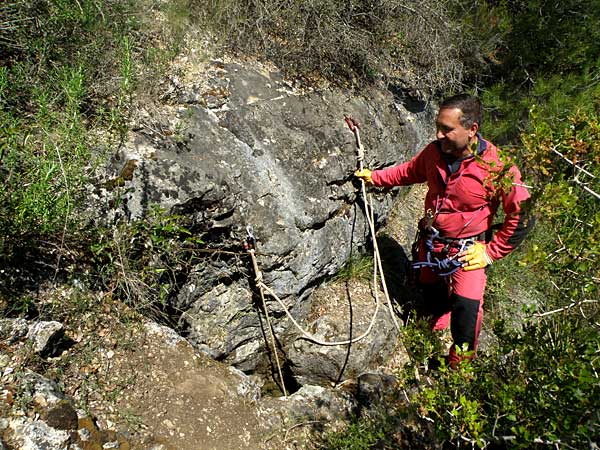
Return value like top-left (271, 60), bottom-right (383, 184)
top-left (0, 296), bottom-right (347, 450)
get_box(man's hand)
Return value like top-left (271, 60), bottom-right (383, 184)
top-left (354, 168), bottom-right (373, 184)
top-left (459, 242), bottom-right (493, 271)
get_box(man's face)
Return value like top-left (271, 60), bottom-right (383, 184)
top-left (435, 107), bottom-right (478, 158)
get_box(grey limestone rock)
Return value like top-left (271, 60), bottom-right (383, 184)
top-left (0, 318), bottom-right (29, 344)
top-left (287, 305), bottom-right (400, 386)
top-left (8, 418), bottom-right (71, 450)
top-left (26, 320), bottom-right (65, 356)
top-left (109, 61), bottom-right (435, 383)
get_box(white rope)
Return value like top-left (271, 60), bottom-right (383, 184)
top-left (353, 125), bottom-right (402, 332)
top-left (258, 281), bottom-right (381, 346)
top-left (245, 118), bottom-right (401, 357)
top-left (360, 179), bottom-right (402, 332)
top-left (248, 249), bottom-right (288, 397)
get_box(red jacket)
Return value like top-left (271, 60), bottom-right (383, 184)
top-left (371, 137), bottom-right (532, 261)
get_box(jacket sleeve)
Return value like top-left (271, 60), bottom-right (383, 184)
top-left (370, 145), bottom-right (431, 188)
top-left (486, 165), bottom-right (535, 261)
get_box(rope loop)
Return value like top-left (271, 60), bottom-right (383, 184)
top-left (412, 229), bottom-right (476, 277)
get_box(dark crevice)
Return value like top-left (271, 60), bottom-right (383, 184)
top-left (295, 206), bottom-right (346, 232)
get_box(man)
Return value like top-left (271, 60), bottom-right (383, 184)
top-left (355, 94), bottom-right (533, 368)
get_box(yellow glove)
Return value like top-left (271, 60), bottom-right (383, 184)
top-left (354, 168), bottom-right (373, 185)
top-left (459, 242), bottom-right (493, 271)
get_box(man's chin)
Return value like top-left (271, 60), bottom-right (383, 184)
top-left (440, 143), bottom-right (455, 154)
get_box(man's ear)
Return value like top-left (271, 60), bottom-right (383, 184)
top-left (468, 122), bottom-right (479, 139)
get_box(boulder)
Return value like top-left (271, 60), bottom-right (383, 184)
top-left (0, 318), bottom-right (28, 344)
top-left (26, 320), bottom-right (65, 357)
top-left (108, 60), bottom-right (436, 383)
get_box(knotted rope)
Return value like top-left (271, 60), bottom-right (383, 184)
top-left (411, 227), bottom-right (474, 277)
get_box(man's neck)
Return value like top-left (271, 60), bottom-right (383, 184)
top-left (459, 137), bottom-right (479, 159)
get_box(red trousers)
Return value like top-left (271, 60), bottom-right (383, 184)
top-left (417, 243), bottom-right (486, 367)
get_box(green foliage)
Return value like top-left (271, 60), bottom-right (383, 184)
top-left (324, 316), bottom-right (599, 449)
top-left (399, 317), bottom-right (445, 370)
top-left (334, 254), bottom-right (374, 283)
top-left (0, 0), bottom-right (136, 261)
top-left (483, 67), bottom-right (600, 144)
top-left (90, 206), bottom-right (203, 316)
top-left (0, 0), bottom-right (198, 264)
top-left (0, 66), bottom-right (93, 260)
top-left (322, 418), bottom-right (387, 450)
top-left (517, 108), bottom-right (600, 312)
top-left (413, 319), bottom-right (600, 449)
top-left (493, 0), bottom-right (600, 83)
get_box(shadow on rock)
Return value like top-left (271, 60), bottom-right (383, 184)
top-left (375, 233), bottom-right (422, 320)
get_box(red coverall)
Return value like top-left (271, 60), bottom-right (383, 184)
top-left (370, 135), bottom-right (533, 365)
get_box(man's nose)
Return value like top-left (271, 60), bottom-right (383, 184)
top-left (436, 129), bottom-right (445, 140)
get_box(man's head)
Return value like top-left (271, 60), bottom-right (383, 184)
top-left (436, 94), bottom-right (482, 158)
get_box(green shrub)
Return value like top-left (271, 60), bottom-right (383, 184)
top-left (322, 416), bottom-right (391, 450)
top-left (0, 68), bottom-right (92, 259)
top-left (200, 0), bottom-right (496, 93)
top-left (90, 206), bottom-right (203, 317)
top-left (414, 318), bottom-right (600, 449)
top-left (0, 0), bottom-right (195, 266)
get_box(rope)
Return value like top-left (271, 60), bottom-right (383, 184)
top-left (257, 281), bottom-right (382, 346)
top-left (248, 176), bottom-right (401, 348)
top-left (247, 248), bottom-right (288, 397)
top-left (347, 117), bottom-right (402, 332)
top-left (360, 178), bottom-right (402, 331)
top-left (243, 116), bottom-right (402, 376)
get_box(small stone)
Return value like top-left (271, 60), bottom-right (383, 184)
top-left (26, 321), bottom-right (65, 356)
top-left (44, 399), bottom-right (79, 430)
top-left (78, 427), bottom-right (91, 441)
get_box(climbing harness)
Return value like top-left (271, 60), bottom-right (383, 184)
top-left (411, 209), bottom-right (477, 277)
top-left (411, 227), bottom-right (475, 277)
top-left (410, 148), bottom-right (492, 278)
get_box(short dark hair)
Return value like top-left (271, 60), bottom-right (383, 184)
top-left (440, 94), bottom-right (482, 129)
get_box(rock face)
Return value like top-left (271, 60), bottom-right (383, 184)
top-left (110, 60), bottom-right (435, 385)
